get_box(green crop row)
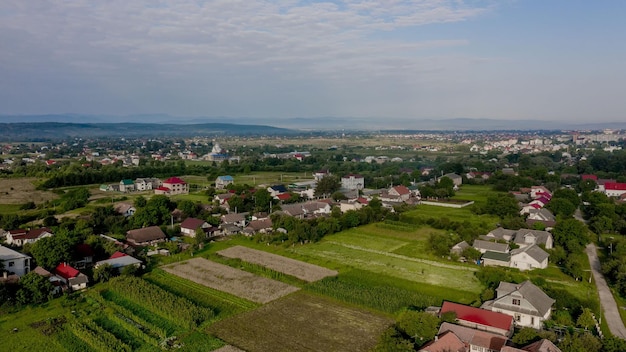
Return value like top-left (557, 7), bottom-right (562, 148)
top-left (100, 289), bottom-right (179, 335)
top-left (69, 318), bottom-right (132, 352)
top-left (145, 269), bottom-right (258, 318)
top-left (106, 276), bottom-right (214, 329)
top-left (306, 272), bottom-right (440, 314)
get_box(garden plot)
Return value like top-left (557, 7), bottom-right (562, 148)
top-left (162, 258), bottom-right (299, 304)
top-left (217, 246), bottom-right (338, 282)
top-left (209, 292), bottom-right (392, 352)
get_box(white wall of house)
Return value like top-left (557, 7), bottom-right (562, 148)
top-left (509, 253), bottom-right (547, 271)
top-left (0, 246), bottom-right (31, 276)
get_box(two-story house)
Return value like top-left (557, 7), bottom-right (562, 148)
top-left (0, 245), bottom-right (31, 276)
top-left (215, 175), bottom-right (234, 189)
top-left (341, 174), bottom-right (365, 190)
top-left (481, 280), bottom-right (555, 329)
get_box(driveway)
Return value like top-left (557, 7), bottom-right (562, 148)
top-left (586, 243), bottom-right (626, 339)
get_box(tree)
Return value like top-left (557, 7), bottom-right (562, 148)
top-left (253, 188), bottom-right (273, 213)
top-left (512, 327), bottom-right (540, 345)
top-left (134, 195), bottom-right (147, 208)
top-left (30, 236), bottom-right (75, 270)
top-left (462, 247), bottom-right (482, 262)
top-left (576, 308), bottom-right (596, 330)
top-left (93, 263), bottom-right (116, 283)
top-left (484, 193), bottom-right (519, 218)
top-left (314, 175), bottom-right (340, 197)
top-left (331, 191), bottom-right (347, 201)
top-left (552, 219), bottom-right (589, 253)
top-left (546, 198), bottom-right (576, 218)
top-left (195, 226), bottom-right (207, 245)
top-left (602, 336), bottom-right (626, 352)
top-left (395, 310), bottom-right (440, 347)
top-left (558, 332), bottom-right (602, 352)
top-left (16, 272), bottom-right (54, 305)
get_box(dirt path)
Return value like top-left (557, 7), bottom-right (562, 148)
top-left (586, 243), bottom-right (626, 339)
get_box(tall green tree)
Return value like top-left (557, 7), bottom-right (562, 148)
top-left (314, 176), bottom-right (341, 197)
top-left (16, 272), bottom-right (54, 305)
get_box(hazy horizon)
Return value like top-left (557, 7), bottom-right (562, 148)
top-left (2, 1), bottom-right (625, 123)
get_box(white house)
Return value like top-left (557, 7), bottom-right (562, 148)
top-left (314, 170), bottom-right (331, 181)
top-left (161, 177), bottom-right (189, 195)
top-left (604, 182), bottom-right (626, 197)
top-left (482, 280), bottom-right (555, 329)
top-left (441, 173), bottom-right (462, 186)
top-left (5, 228), bottom-right (54, 246)
top-left (95, 252), bottom-right (143, 273)
top-left (114, 203), bottom-right (136, 217)
top-left (135, 178), bottom-right (160, 191)
top-left (0, 245), bottom-right (31, 276)
top-left (341, 174), bottom-right (365, 190)
top-left (473, 239), bottom-right (509, 254)
top-left (509, 244), bottom-right (549, 270)
top-left (215, 175), bottom-right (234, 189)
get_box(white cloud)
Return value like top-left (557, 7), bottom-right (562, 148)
top-left (0, 0), bottom-right (498, 117)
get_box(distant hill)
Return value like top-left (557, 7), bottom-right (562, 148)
top-left (0, 122), bottom-right (296, 141)
top-left (1, 114), bottom-right (625, 134)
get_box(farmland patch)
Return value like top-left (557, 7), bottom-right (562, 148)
top-left (162, 258), bottom-right (299, 304)
top-left (209, 292), bottom-right (392, 352)
top-left (217, 245), bottom-right (338, 282)
top-left (291, 241), bottom-right (482, 293)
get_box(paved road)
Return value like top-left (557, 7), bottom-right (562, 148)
top-left (586, 243), bottom-right (626, 339)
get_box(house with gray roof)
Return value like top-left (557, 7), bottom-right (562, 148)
top-left (473, 240), bottom-right (509, 254)
top-left (481, 280), bottom-right (555, 329)
top-left (512, 229), bottom-right (553, 249)
top-left (451, 241), bottom-right (470, 256)
top-left (483, 227), bottom-right (553, 250)
top-left (509, 244), bottom-right (549, 270)
top-left (482, 251), bottom-right (511, 268)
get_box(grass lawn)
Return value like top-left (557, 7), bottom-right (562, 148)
top-left (0, 300), bottom-right (69, 352)
top-left (452, 184), bottom-right (496, 203)
top-left (291, 241), bottom-right (481, 293)
top-left (401, 204), bottom-right (500, 228)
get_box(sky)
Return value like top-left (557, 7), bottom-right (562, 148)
top-left (1, 0), bottom-right (625, 123)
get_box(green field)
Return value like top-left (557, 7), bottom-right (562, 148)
top-left (402, 203), bottom-right (500, 228)
top-left (452, 184), bottom-right (496, 203)
top-left (209, 292), bottom-right (393, 352)
top-left (291, 239), bottom-right (482, 294)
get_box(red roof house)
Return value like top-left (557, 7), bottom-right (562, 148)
top-left (581, 174), bottom-right (598, 181)
top-left (110, 251), bottom-right (127, 259)
top-left (604, 182), bottom-right (626, 197)
top-left (440, 301), bottom-right (514, 337)
top-left (275, 193), bottom-right (292, 201)
top-left (162, 177), bottom-right (189, 195)
top-left (54, 263), bottom-right (89, 291)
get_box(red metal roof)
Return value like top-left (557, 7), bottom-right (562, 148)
top-left (110, 251), bottom-right (127, 259)
top-left (54, 263), bottom-right (80, 280)
top-left (156, 186), bottom-right (171, 191)
top-left (164, 177), bottom-right (186, 184)
top-left (581, 174), bottom-right (598, 181)
top-left (605, 182), bottom-right (626, 191)
top-left (276, 193), bottom-right (291, 200)
top-left (440, 301), bottom-right (513, 332)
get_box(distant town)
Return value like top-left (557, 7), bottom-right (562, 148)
top-left (1, 125), bottom-right (626, 351)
